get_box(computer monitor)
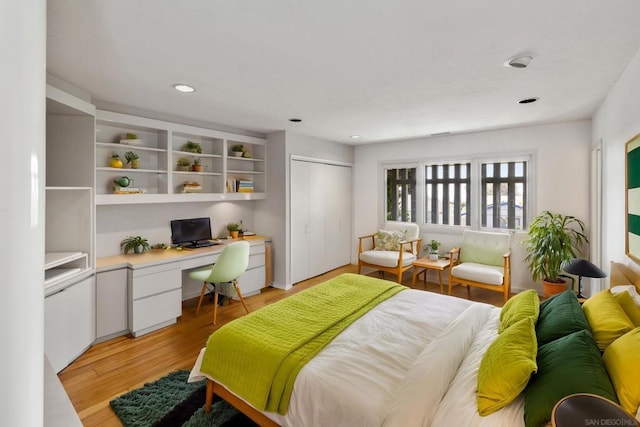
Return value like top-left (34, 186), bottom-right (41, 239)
top-left (170, 217), bottom-right (213, 248)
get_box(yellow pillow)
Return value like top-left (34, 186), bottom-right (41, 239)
top-left (614, 291), bottom-right (640, 327)
top-left (582, 290), bottom-right (634, 351)
top-left (603, 327), bottom-right (640, 415)
top-left (499, 289), bottom-right (540, 333)
top-left (477, 317), bottom-right (538, 416)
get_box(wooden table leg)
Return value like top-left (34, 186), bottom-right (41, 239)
top-left (411, 266), bottom-right (418, 287)
top-left (438, 270), bottom-right (443, 293)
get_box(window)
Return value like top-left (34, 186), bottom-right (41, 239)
top-left (383, 156), bottom-right (531, 230)
top-left (481, 161), bottom-right (527, 230)
top-left (425, 163), bottom-right (471, 226)
top-left (386, 167), bottom-right (416, 222)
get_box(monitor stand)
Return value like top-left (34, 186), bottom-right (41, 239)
top-left (182, 240), bottom-right (215, 249)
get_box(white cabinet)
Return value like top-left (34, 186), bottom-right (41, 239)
top-left (95, 110), bottom-right (267, 204)
top-left (238, 243), bottom-right (266, 296)
top-left (96, 268), bottom-right (128, 342)
top-left (45, 276), bottom-right (96, 373)
top-left (128, 265), bottom-right (182, 336)
top-left (290, 159), bottom-right (352, 284)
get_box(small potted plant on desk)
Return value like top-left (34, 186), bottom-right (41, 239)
top-left (227, 222), bottom-right (241, 239)
top-left (120, 235), bottom-right (150, 254)
top-left (427, 240), bottom-right (441, 261)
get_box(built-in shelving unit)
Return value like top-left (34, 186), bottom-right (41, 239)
top-left (95, 110), bottom-right (266, 204)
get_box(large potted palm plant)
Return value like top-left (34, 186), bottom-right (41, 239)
top-left (523, 211), bottom-right (588, 297)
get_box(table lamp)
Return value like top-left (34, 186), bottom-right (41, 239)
top-left (563, 258), bottom-right (606, 299)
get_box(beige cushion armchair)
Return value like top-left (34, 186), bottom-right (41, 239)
top-left (358, 221), bottom-right (422, 283)
top-left (449, 230), bottom-right (512, 302)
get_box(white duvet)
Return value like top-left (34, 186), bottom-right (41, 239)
top-left (190, 289), bottom-right (525, 427)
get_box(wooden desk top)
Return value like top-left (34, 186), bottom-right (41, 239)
top-left (96, 235), bottom-right (269, 271)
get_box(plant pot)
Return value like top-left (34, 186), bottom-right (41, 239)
top-left (177, 165), bottom-right (190, 171)
top-left (130, 159), bottom-right (139, 169)
top-left (232, 151), bottom-right (243, 157)
top-left (230, 230), bottom-right (239, 239)
top-left (429, 253), bottom-right (438, 261)
top-left (542, 279), bottom-right (566, 298)
top-left (192, 165), bottom-right (202, 172)
top-left (134, 245), bottom-right (144, 254)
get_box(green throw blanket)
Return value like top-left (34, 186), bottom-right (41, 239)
top-left (200, 273), bottom-right (406, 415)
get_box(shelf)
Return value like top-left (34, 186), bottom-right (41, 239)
top-left (172, 150), bottom-right (222, 159)
top-left (45, 252), bottom-right (86, 270)
top-left (96, 142), bottom-right (167, 153)
top-left (173, 171), bottom-right (222, 176)
top-left (96, 167), bottom-right (167, 174)
top-left (228, 157), bottom-right (264, 163)
top-left (227, 170), bottom-right (264, 175)
top-left (96, 192), bottom-right (266, 205)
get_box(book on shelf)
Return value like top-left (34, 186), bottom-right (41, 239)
top-left (182, 182), bottom-right (203, 193)
top-left (113, 186), bottom-right (144, 194)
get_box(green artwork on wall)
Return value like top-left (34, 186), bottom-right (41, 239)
top-left (626, 133), bottom-right (640, 262)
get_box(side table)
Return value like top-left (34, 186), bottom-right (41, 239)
top-left (412, 257), bottom-right (451, 293)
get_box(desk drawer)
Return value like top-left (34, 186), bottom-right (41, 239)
top-left (130, 267), bottom-right (181, 299)
top-left (131, 288), bottom-right (181, 333)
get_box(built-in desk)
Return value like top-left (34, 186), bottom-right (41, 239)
top-left (96, 236), bottom-right (269, 338)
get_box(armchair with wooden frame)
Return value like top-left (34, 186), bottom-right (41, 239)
top-left (448, 230), bottom-right (512, 303)
top-left (357, 221), bottom-right (422, 284)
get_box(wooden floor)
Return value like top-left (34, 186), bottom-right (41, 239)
top-left (58, 265), bottom-right (507, 426)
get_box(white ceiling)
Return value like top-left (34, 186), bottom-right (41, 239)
top-left (47, 0), bottom-right (640, 144)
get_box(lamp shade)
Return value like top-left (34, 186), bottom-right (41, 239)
top-left (563, 258), bottom-right (606, 279)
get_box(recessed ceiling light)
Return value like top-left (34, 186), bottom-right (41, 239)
top-left (289, 118), bottom-right (302, 123)
top-left (518, 97), bottom-right (539, 104)
top-left (504, 52), bottom-right (536, 69)
top-left (173, 83), bottom-right (195, 93)
top-left (350, 135), bottom-right (361, 139)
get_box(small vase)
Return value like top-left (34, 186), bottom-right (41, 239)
top-left (131, 159), bottom-right (139, 169)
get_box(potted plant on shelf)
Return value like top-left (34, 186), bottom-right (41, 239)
top-left (182, 140), bottom-right (202, 154)
top-left (109, 153), bottom-right (123, 168)
top-left (120, 235), bottom-right (150, 254)
top-left (523, 210), bottom-right (588, 297)
top-left (231, 144), bottom-right (245, 157)
top-left (176, 157), bottom-right (191, 171)
top-left (426, 239), bottom-right (441, 261)
top-left (124, 151), bottom-right (139, 169)
top-left (192, 158), bottom-right (202, 172)
top-left (227, 222), bottom-right (241, 239)
top-left (120, 132), bottom-right (141, 146)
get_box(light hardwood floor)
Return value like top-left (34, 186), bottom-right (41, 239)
top-left (58, 264), bottom-right (507, 426)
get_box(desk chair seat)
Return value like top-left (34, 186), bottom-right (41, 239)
top-left (189, 241), bottom-right (250, 325)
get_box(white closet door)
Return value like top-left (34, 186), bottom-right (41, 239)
top-left (323, 164), bottom-right (352, 271)
top-left (290, 160), bottom-right (310, 284)
top-left (290, 159), bottom-right (352, 284)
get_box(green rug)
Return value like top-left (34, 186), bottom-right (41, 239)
top-left (110, 370), bottom-right (257, 427)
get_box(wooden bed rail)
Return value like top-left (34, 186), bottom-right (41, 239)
top-left (206, 379), bottom-right (280, 427)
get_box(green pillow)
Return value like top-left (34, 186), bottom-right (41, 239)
top-left (499, 289), bottom-right (540, 333)
top-left (524, 329), bottom-right (618, 427)
top-left (536, 290), bottom-right (590, 345)
top-left (477, 317), bottom-right (538, 416)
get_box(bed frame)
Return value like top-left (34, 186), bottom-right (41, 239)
top-left (609, 261), bottom-right (640, 292)
top-left (205, 379), bottom-right (280, 427)
top-left (203, 261), bottom-right (639, 427)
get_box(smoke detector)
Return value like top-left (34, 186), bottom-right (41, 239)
top-left (504, 53), bottom-right (536, 69)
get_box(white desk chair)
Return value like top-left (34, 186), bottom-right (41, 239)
top-left (189, 241), bottom-right (250, 325)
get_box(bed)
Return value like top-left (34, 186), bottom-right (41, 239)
top-left (189, 265), bottom-right (640, 427)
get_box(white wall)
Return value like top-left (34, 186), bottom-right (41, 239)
top-left (255, 131), bottom-right (354, 289)
top-left (0, 1), bottom-right (46, 425)
top-left (592, 46), bottom-right (640, 283)
top-left (354, 120), bottom-right (593, 294)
